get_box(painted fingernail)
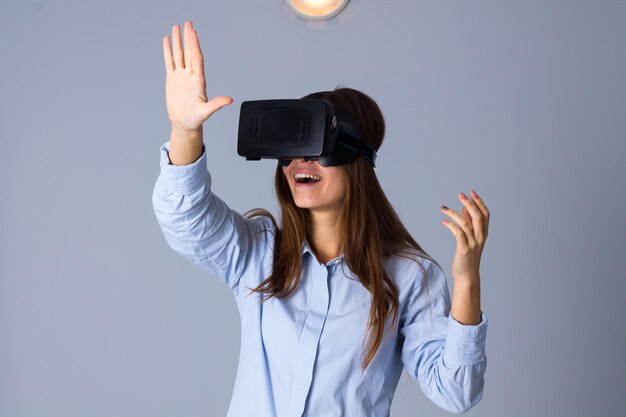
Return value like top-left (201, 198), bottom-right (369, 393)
top-left (471, 190), bottom-right (479, 198)
top-left (440, 205), bottom-right (448, 211)
top-left (459, 192), bottom-right (468, 200)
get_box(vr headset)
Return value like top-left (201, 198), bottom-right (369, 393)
top-left (237, 99), bottom-right (377, 167)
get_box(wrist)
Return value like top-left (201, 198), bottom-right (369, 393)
top-left (170, 124), bottom-right (203, 142)
top-left (453, 273), bottom-right (480, 286)
top-left (168, 126), bottom-right (204, 166)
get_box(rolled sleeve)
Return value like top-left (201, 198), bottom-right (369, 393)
top-left (399, 258), bottom-right (488, 414)
top-left (443, 312), bottom-right (488, 366)
top-left (158, 140), bottom-right (208, 195)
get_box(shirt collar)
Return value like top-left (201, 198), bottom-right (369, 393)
top-left (302, 238), bottom-right (313, 256)
top-left (302, 238), bottom-right (345, 265)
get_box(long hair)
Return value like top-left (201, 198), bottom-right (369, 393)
top-left (243, 87), bottom-right (440, 371)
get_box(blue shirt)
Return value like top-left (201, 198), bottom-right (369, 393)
top-left (152, 140), bottom-right (488, 416)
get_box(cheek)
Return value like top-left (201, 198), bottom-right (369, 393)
top-left (327, 173), bottom-right (347, 198)
top-left (282, 168), bottom-right (291, 182)
top-left (338, 182), bottom-right (348, 201)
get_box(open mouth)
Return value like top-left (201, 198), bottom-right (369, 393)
top-left (294, 173), bottom-right (322, 184)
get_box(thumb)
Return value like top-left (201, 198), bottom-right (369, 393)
top-left (201, 96), bottom-right (234, 120)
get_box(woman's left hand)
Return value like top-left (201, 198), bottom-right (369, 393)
top-left (440, 191), bottom-right (490, 284)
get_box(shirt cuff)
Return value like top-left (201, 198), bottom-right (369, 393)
top-left (442, 311), bottom-right (488, 366)
top-left (158, 140), bottom-right (209, 195)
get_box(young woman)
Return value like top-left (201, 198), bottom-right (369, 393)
top-left (153, 21), bottom-right (490, 417)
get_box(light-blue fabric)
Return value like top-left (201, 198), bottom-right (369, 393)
top-left (152, 140), bottom-right (488, 416)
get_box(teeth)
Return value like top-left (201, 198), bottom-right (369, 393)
top-left (294, 173), bottom-right (322, 181)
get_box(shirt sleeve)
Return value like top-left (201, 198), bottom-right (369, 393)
top-left (399, 257), bottom-right (488, 414)
top-left (151, 140), bottom-right (275, 292)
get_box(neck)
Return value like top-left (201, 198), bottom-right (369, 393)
top-left (307, 209), bottom-right (342, 265)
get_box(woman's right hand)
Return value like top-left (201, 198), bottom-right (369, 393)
top-left (162, 21), bottom-right (233, 133)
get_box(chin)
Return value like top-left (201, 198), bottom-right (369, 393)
top-left (292, 198), bottom-right (315, 209)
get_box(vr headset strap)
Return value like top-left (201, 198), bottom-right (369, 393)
top-left (337, 130), bottom-right (377, 167)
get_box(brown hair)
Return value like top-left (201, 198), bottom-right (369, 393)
top-left (243, 86), bottom-right (439, 371)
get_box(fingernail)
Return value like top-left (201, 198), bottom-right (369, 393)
top-left (440, 205), bottom-right (448, 211)
top-left (459, 192), bottom-right (468, 200)
top-left (471, 190), bottom-right (479, 198)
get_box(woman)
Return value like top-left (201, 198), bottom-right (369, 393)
top-left (153, 21), bottom-right (489, 417)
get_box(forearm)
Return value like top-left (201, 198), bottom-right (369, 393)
top-left (168, 124), bottom-right (204, 166)
top-left (450, 278), bottom-right (482, 325)
top-left (400, 260), bottom-right (488, 414)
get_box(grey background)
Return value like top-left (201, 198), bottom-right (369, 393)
top-left (1, 1), bottom-right (625, 416)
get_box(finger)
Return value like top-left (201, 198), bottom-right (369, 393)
top-left (461, 207), bottom-right (473, 231)
top-left (172, 24), bottom-right (184, 70)
top-left (200, 96), bottom-right (234, 120)
top-left (183, 21), bottom-right (192, 71)
top-left (458, 192), bottom-right (485, 241)
top-left (191, 29), bottom-right (204, 76)
top-left (441, 217), bottom-right (469, 250)
top-left (470, 190), bottom-right (490, 236)
top-left (441, 205), bottom-right (475, 246)
top-left (163, 35), bottom-right (174, 72)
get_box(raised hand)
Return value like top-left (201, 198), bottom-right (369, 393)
top-left (440, 190), bottom-right (490, 325)
top-left (440, 190), bottom-right (490, 283)
top-left (162, 21), bottom-right (233, 132)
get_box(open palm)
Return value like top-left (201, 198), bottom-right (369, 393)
top-left (162, 21), bottom-right (232, 132)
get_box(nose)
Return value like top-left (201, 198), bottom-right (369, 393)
top-left (282, 157), bottom-right (318, 167)
top-left (289, 157), bottom-right (314, 164)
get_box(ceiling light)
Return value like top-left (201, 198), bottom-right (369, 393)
top-left (285, 0), bottom-right (350, 21)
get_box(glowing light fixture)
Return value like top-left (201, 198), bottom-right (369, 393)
top-left (285, 0), bottom-right (350, 21)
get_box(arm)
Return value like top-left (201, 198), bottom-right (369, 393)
top-left (399, 258), bottom-right (488, 414)
top-left (152, 22), bottom-right (275, 291)
top-left (451, 278), bottom-right (481, 325)
top-left (152, 139), bottom-right (274, 292)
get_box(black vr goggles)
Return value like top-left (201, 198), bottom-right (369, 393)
top-left (237, 99), bottom-right (377, 167)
